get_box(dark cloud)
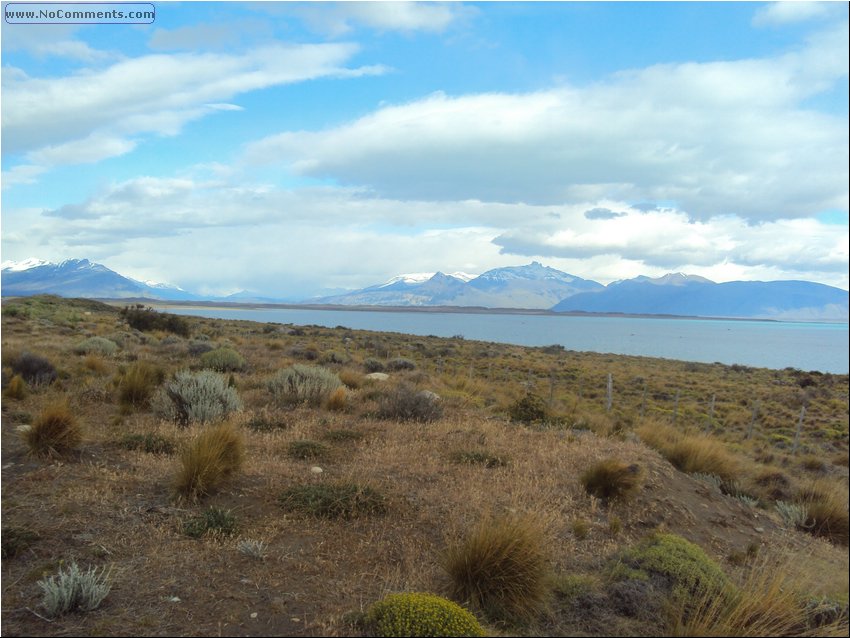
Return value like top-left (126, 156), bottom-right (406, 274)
top-left (584, 207), bottom-right (626, 220)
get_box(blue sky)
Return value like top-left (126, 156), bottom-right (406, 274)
top-left (2, 1), bottom-right (848, 297)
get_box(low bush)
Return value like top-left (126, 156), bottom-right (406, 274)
top-left (10, 351), bottom-right (57, 386)
top-left (183, 507), bottom-right (238, 538)
top-left (24, 402), bottom-right (82, 458)
top-left (120, 304), bottom-right (190, 337)
top-left (279, 483), bottom-right (387, 519)
top-left (268, 364), bottom-right (342, 407)
top-left (442, 515), bottom-right (550, 624)
top-left (174, 423), bottom-right (244, 500)
top-left (73, 336), bottom-right (118, 356)
top-left (37, 562), bottom-right (111, 618)
top-left (450, 450), bottom-right (508, 468)
top-left (367, 592), bottom-right (485, 637)
top-left (364, 358), bottom-right (386, 373)
top-left (200, 347), bottom-right (246, 372)
top-left (322, 429), bottom-right (366, 443)
top-left (386, 357), bottom-right (416, 371)
top-left (580, 458), bottom-right (643, 501)
top-left (154, 370), bottom-right (242, 426)
top-left (507, 394), bottom-right (548, 424)
top-left (376, 384), bottom-right (443, 423)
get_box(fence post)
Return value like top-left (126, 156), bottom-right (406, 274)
top-left (672, 390), bottom-right (680, 425)
top-left (606, 373), bottom-right (613, 412)
top-left (640, 381), bottom-right (647, 418)
top-left (747, 401), bottom-right (759, 439)
top-left (704, 394), bottom-right (716, 432)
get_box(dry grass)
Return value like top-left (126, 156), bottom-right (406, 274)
top-left (23, 401), bottom-right (82, 458)
top-left (797, 480), bottom-right (850, 546)
top-left (441, 514), bottom-right (551, 625)
top-left (3, 374), bottom-right (28, 400)
top-left (173, 423), bottom-right (244, 500)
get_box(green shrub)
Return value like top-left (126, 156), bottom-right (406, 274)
top-left (279, 483), bottom-right (387, 519)
top-left (117, 361), bottom-right (163, 408)
top-left (200, 347), bottom-right (246, 372)
top-left (37, 562), bottom-right (111, 618)
top-left (376, 384), bottom-right (443, 423)
top-left (154, 370), bottom-right (242, 425)
top-left (24, 402), bottom-right (82, 458)
top-left (73, 336), bottom-right (118, 356)
top-left (120, 433), bottom-right (176, 455)
top-left (508, 394), bottom-right (548, 424)
top-left (580, 459), bottom-right (643, 501)
top-left (120, 304), bottom-right (190, 336)
top-left (174, 423), bottom-right (244, 500)
top-left (450, 450), bottom-right (508, 468)
top-left (183, 507), bottom-right (237, 538)
top-left (364, 358), bottom-right (386, 373)
top-left (611, 533), bottom-right (730, 611)
top-left (287, 439), bottom-right (331, 460)
top-left (3, 374), bottom-right (28, 400)
top-left (10, 351), bottom-right (57, 386)
top-left (442, 515), bottom-right (550, 624)
top-left (368, 592), bottom-right (485, 637)
top-left (268, 364), bottom-right (342, 407)
top-left (386, 357), bottom-right (416, 371)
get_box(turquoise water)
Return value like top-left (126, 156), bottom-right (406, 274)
top-left (169, 307), bottom-right (849, 374)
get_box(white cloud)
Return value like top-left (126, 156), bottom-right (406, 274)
top-left (2, 42), bottom-right (385, 176)
top-left (244, 22), bottom-right (848, 222)
top-left (1, 164), bottom-right (47, 190)
top-left (753, 1), bottom-right (837, 27)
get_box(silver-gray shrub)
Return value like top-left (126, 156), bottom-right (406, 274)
top-left (268, 364), bottom-right (342, 406)
top-left (154, 370), bottom-right (242, 425)
top-left (38, 562), bottom-right (111, 618)
top-left (73, 336), bottom-right (119, 356)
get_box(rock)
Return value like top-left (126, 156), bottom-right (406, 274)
top-left (365, 372), bottom-right (389, 381)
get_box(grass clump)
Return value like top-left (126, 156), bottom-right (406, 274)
top-left (37, 562), bottom-right (111, 618)
top-left (450, 450), bottom-right (508, 468)
top-left (24, 402), bottom-right (82, 458)
top-left (1, 526), bottom-right (40, 558)
top-left (9, 351), bottom-right (57, 386)
top-left (287, 439), bottom-right (331, 460)
top-left (580, 458), bottom-right (643, 501)
top-left (183, 507), bottom-right (238, 538)
top-left (174, 424), bottom-right (244, 500)
top-left (154, 370), bottom-right (242, 425)
top-left (120, 433), bottom-right (176, 455)
top-left (326, 386), bottom-right (347, 411)
top-left (321, 428), bottom-right (365, 443)
top-left (507, 394), bottom-right (548, 424)
top-left (442, 515), bottom-right (550, 624)
top-left (611, 533), bottom-right (730, 615)
top-left (268, 364), bottom-right (342, 407)
top-left (385, 357), bottom-right (416, 371)
top-left (796, 481), bottom-right (849, 546)
top-left (200, 347), bottom-right (246, 372)
top-left (367, 592), bottom-right (486, 637)
top-left (376, 383), bottom-right (443, 423)
top-left (278, 483), bottom-right (387, 519)
top-left (3, 374), bottom-right (28, 400)
top-left (117, 361), bottom-right (163, 408)
top-left (73, 336), bottom-right (118, 356)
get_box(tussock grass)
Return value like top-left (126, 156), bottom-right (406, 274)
top-left (24, 401), bottom-right (82, 458)
top-left (376, 383), bottom-right (443, 423)
top-left (797, 480), bottom-right (850, 546)
top-left (268, 364), bottom-right (342, 406)
top-left (183, 507), bottom-right (238, 538)
top-left (580, 458), bottom-right (643, 501)
top-left (442, 514), bottom-right (551, 624)
top-left (173, 423), bottom-right (244, 500)
top-left (325, 386), bottom-right (347, 411)
top-left (3, 374), bottom-right (28, 400)
top-left (117, 361), bottom-right (163, 408)
top-left (637, 421), bottom-right (740, 481)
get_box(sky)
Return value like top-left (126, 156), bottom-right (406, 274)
top-left (1, 0), bottom-right (848, 298)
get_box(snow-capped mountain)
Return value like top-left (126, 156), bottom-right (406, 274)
top-left (314, 262), bottom-right (603, 309)
top-left (552, 273), bottom-right (849, 321)
top-left (1, 258), bottom-right (200, 301)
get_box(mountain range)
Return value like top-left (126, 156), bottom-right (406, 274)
top-left (2, 258), bottom-right (847, 321)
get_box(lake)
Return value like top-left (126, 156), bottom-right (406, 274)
top-left (166, 306), bottom-right (849, 374)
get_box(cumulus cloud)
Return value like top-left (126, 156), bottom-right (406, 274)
top-left (753, 1), bottom-right (837, 27)
top-left (245, 22), bottom-right (848, 222)
top-left (2, 42), bottom-right (385, 175)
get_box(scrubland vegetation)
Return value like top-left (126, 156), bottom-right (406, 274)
top-left (1, 295), bottom-right (848, 636)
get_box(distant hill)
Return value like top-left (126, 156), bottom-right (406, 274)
top-left (551, 273), bottom-right (849, 321)
top-left (315, 262), bottom-right (604, 309)
top-left (1, 258), bottom-right (200, 301)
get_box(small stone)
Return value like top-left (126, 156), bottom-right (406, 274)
top-left (291, 617), bottom-right (301, 622)
top-left (754, 527), bottom-right (765, 533)
top-left (250, 612), bottom-right (258, 619)
top-left (310, 466), bottom-right (323, 475)
top-left (168, 596), bottom-right (181, 603)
